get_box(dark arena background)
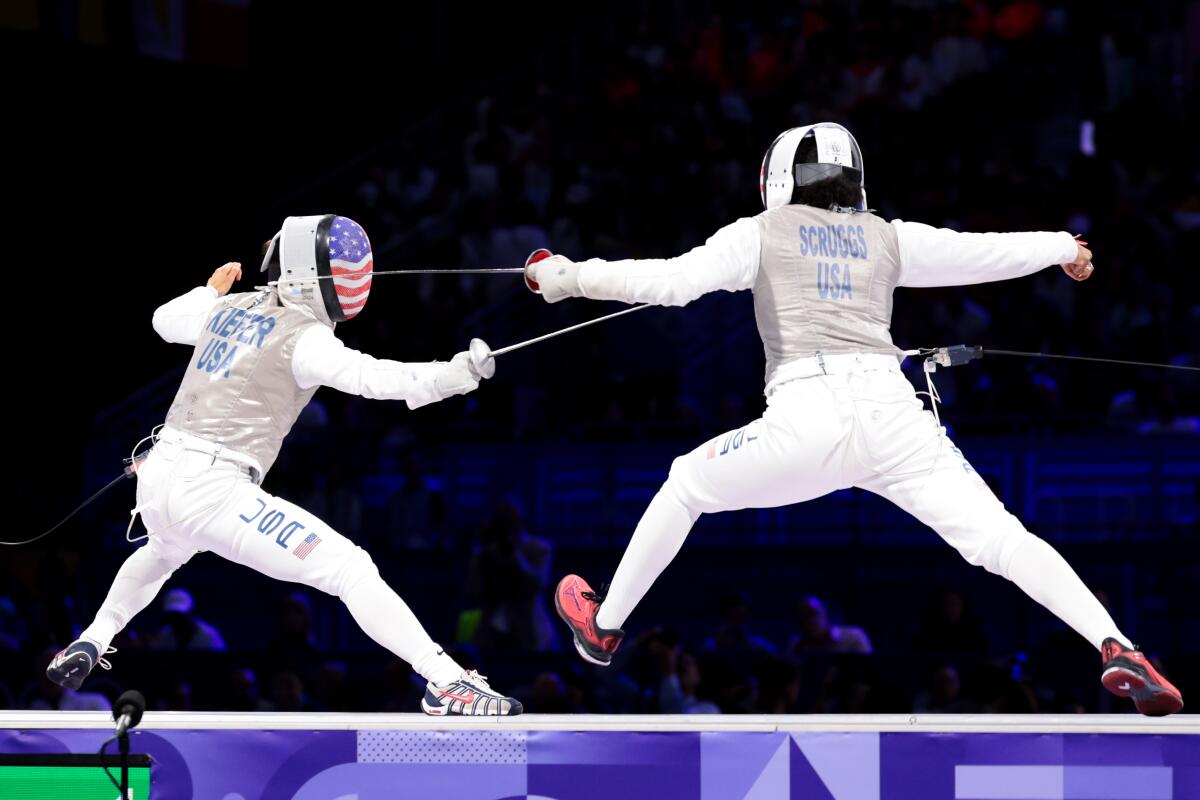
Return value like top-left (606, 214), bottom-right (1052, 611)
top-left (3, 1), bottom-right (1198, 798)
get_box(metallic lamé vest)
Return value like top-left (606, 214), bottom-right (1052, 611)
top-left (753, 205), bottom-right (902, 384)
top-left (163, 289), bottom-right (322, 475)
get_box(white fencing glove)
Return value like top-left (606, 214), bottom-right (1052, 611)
top-left (526, 250), bottom-right (582, 304)
top-left (433, 352), bottom-right (480, 399)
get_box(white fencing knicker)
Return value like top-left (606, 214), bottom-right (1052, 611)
top-left (594, 352), bottom-right (1126, 653)
top-left (79, 426), bottom-right (462, 685)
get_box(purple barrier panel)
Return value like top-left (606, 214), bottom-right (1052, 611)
top-left (527, 731), bottom-right (702, 800)
top-left (0, 728), bottom-right (355, 800)
top-left (4, 725), bottom-right (1196, 800)
top-left (292, 729), bottom-right (530, 799)
top-left (881, 732), bottom-right (1063, 800)
top-left (1064, 734), bottom-right (1200, 799)
top-left (700, 731), bottom-right (789, 800)
top-left (358, 729), bottom-right (527, 765)
top-left (698, 731), bottom-right (884, 799)
top-left (880, 733), bottom-right (1200, 800)
top-left (790, 732), bottom-right (881, 800)
top-left (293, 763), bottom-right (529, 800)
top-left (1160, 736), bottom-right (1200, 799)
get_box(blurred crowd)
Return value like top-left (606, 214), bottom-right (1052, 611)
top-left (332, 0), bottom-right (1197, 439)
top-left (6, 0), bottom-right (1198, 715)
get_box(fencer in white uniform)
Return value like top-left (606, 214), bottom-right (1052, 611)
top-left (538, 124), bottom-right (1183, 716)
top-left (48, 215), bottom-right (522, 716)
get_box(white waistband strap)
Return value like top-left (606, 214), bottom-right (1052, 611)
top-left (766, 351), bottom-right (903, 396)
top-left (154, 426), bottom-right (264, 480)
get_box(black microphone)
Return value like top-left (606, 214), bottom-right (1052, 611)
top-left (112, 690), bottom-right (146, 738)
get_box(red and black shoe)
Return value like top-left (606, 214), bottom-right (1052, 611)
top-left (554, 575), bottom-right (624, 666)
top-left (1100, 637), bottom-right (1184, 716)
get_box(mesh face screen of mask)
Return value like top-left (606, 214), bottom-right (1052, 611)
top-left (0, 755), bottom-right (152, 798)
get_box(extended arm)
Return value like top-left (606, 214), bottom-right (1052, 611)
top-left (291, 326), bottom-right (480, 409)
top-left (893, 220), bottom-right (1089, 287)
top-left (151, 262), bottom-right (241, 344)
top-left (530, 217), bottom-right (762, 306)
top-left (152, 287), bottom-right (220, 345)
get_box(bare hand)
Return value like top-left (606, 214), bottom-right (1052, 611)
top-left (1061, 242), bottom-right (1094, 282)
top-left (207, 262), bottom-right (242, 296)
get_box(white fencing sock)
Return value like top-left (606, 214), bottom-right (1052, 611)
top-left (340, 571), bottom-right (462, 684)
top-left (81, 545), bottom-right (182, 651)
top-left (595, 484), bottom-right (698, 630)
top-left (1004, 534), bottom-right (1133, 651)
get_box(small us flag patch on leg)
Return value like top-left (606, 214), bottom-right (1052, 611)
top-left (293, 533), bottom-right (322, 560)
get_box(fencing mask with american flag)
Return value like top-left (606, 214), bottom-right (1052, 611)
top-left (260, 215), bottom-right (373, 324)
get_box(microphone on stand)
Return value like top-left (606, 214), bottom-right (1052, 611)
top-left (113, 690), bottom-right (145, 737)
top-left (110, 689), bottom-right (146, 800)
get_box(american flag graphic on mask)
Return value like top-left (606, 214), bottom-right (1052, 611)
top-left (328, 216), bottom-right (372, 319)
top-left (293, 533), bottom-right (322, 560)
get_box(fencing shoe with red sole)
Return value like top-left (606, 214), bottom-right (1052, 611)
top-left (555, 574), bottom-right (624, 666)
top-left (1100, 637), bottom-right (1183, 716)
